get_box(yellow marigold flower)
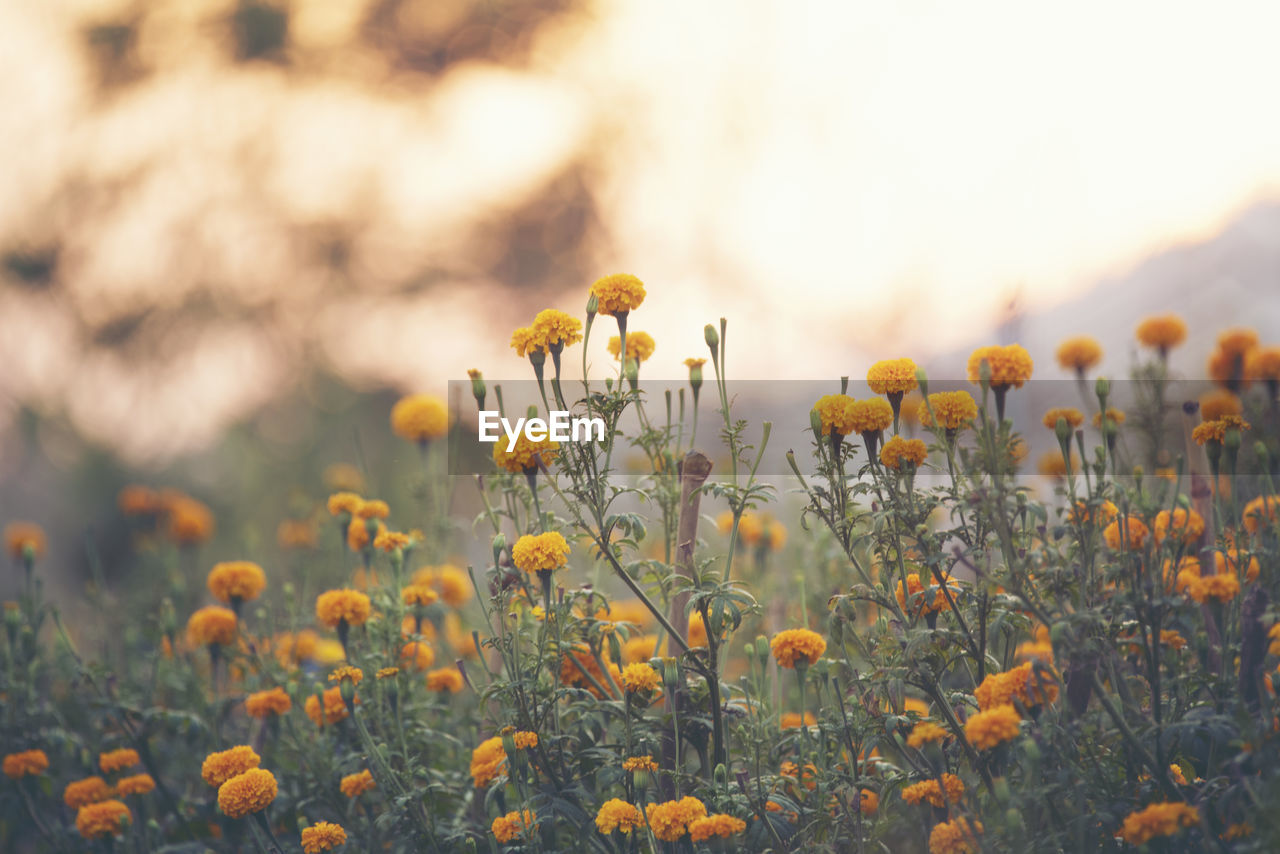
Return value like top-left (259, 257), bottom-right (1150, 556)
top-left (688, 611), bottom-right (710, 648)
top-left (1136, 313), bottom-right (1187, 351)
top-left (245, 687), bottom-right (291, 718)
top-left (689, 814), bottom-right (747, 842)
top-left (301, 821), bottom-right (347, 853)
top-left (532, 308), bottom-right (583, 349)
top-left (780, 761), bottom-right (817, 790)
top-left (165, 496), bottom-right (215, 545)
top-left (315, 589), bottom-right (372, 629)
top-left (590, 273), bottom-right (646, 316)
top-left (812, 393), bottom-right (858, 436)
top-left (607, 331), bottom-right (656, 362)
top-left (1103, 517), bottom-right (1149, 551)
top-left (413, 564), bottom-right (472, 607)
top-left (735, 512), bottom-right (764, 545)
top-left (402, 584), bottom-right (438, 607)
top-left (3, 749), bottom-right (49, 779)
top-left (964, 705), bottom-right (1021, 750)
top-left (858, 789), bottom-right (879, 815)
top-left (400, 642), bottom-right (435, 671)
top-left (1093, 408), bottom-right (1126, 428)
top-left (492, 433), bottom-right (559, 474)
top-left (929, 817), bottom-right (983, 854)
top-left (1160, 630), bottom-right (1188, 651)
top-left (1200, 389), bottom-right (1242, 422)
top-left (339, 769), bottom-right (376, 798)
top-left (1067, 499), bottom-right (1118, 526)
top-left (76, 799), bottom-right (131, 839)
top-left (1219, 327), bottom-right (1259, 355)
top-left (277, 519), bottom-right (318, 549)
top-left (512, 532), bottom-right (571, 574)
top-left (902, 773), bottom-right (966, 807)
top-left (781, 711), bottom-right (816, 729)
top-left (560, 645), bottom-right (615, 697)
top-left (595, 799), bottom-right (644, 835)
top-left (5, 521), bottom-right (46, 560)
top-left (1015, 639), bottom-right (1054, 663)
top-left (974, 663), bottom-right (1058, 710)
top-left (1192, 415), bottom-right (1251, 446)
top-left (1247, 346), bottom-right (1280, 382)
top-left (919, 391), bottom-right (978, 431)
top-left (207, 561), bottom-right (267, 605)
top-left (511, 731), bottom-right (538, 750)
top-left (906, 721), bottom-right (950, 749)
top-left (866, 358), bottom-right (919, 395)
top-left (373, 530), bottom-right (410, 552)
top-left (645, 797), bottom-right (708, 842)
top-left (328, 665), bottom-right (364, 686)
top-left (880, 436), bottom-right (927, 470)
top-left (896, 572), bottom-right (956, 617)
top-left (1118, 801), bottom-right (1199, 846)
top-left (1187, 572), bottom-right (1240, 604)
top-left (118, 485), bottom-right (160, 516)
top-left (390, 394), bottom-right (450, 443)
top-left (900, 393), bottom-right (922, 424)
top-left (305, 686), bottom-right (356, 727)
top-left (1242, 495), bottom-right (1280, 534)
top-left (684, 357), bottom-right (706, 369)
top-left (376, 667), bottom-right (399, 680)
top-left (1037, 450), bottom-right (1076, 478)
top-left (470, 736), bottom-right (508, 788)
top-left (770, 628), bottom-right (826, 669)
top-left (217, 768), bottom-right (277, 819)
top-left (1055, 336), bottom-right (1102, 374)
top-left (620, 662), bottom-right (660, 693)
top-left (510, 326), bottom-right (537, 358)
top-left (1152, 508), bottom-right (1204, 545)
top-left (346, 518), bottom-right (381, 552)
top-left (967, 343), bottom-right (1034, 389)
top-left (426, 667), bottom-right (464, 693)
top-left (622, 755), bottom-right (658, 773)
top-left (623, 638), bottom-right (658, 669)
top-left (115, 773), bottom-right (154, 796)
top-left (848, 398), bottom-right (893, 434)
top-left (99, 748), bottom-right (140, 774)
top-left (186, 606), bottom-right (237, 647)
top-left (65, 776), bottom-right (113, 808)
top-left (327, 492), bottom-right (363, 516)
top-left (492, 810), bottom-right (536, 844)
top-left (355, 499), bottom-right (389, 520)
top-left (202, 746), bottom-right (261, 787)
top-left (1042, 407), bottom-right (1084, 430)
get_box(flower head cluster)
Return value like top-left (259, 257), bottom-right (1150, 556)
top-left (327, 492), bottom-right (363, 516)
top-left (1136, 314), bottom-right (1187, 351)
top-left (99, 748), bottom-right (140, 774)
top-left (328, 665), bottom-right (364, 686)
top-left (1042, 407), bottom-right (1083, 430)
top-left (75, 799), bottom-right (131, 839)
top-left (186, 606), bottom-right (238, 647)
top-left (1199, 389), bottom-right (1242, 421)
top-left (607, 331), bottom-right (656, 362)
top-left (902, 773), bottom-right (965, 807)
top-left (315, 589), bottom-right (372, 628)
top-left (866, 358), bottom-right (918, 395)
top-left (1152, 508), bottom-right (1205, 545)
top-left (589, 273), bottom-right (646, 315)
top-left (1187, 572), bottom-right (1240, 604)
top-left (880, 436), bottom-right (927, 470)
top-left (413, 564), bottom-right (473, 607)
top-left (245, 687), bottom-right (292, 718)
top-left (402, 584), bottom-right (438, 607)
top-left (65, 776), bottom-right (112, 808)
top-left (1247, 346), bottom-right (1280, 382)
top-left (848, 398), bottom-right (893, 434)
top-left (974, 662), bottom-right (1059, 711)
top-left (595, 799), bottom-right (644, 835)
top-left (165, 496), bottom-right (215, 545)
top-left (1103, 517), bottom-right (1150, 551)
top-left (427, 667), bottom-right (464, 693)
top-left (919, 391), bottom-right (978, 430)
top-left (340, 769), bottom-right (376, 798)
top-left (1118, 801), bottom-right (1199, 845)
top-left (3, 749), bottom-right (49, 779)
top-left (929, 818), bottom-right (983, 854)
top-left (1243, 495), bottom-right (1280, 534)
top-left (207, 561), bottom-right (267, 604)
top-left (390, 394), bottom-right (450, 442)
top-left (896, 573), bottom-right (956, 617)
top-left (1192, 415), bottom-right (1251, 445)
top-left (622, 755), bottom-right (658, 773)
top-left (492, 433), bottom-right (559, 474)
top-left (512, 532), bottom-right (571, 574)
top-left (689, 814), bottom-right (747, 842)
top-left (770, 628), bottom-right (826, 669)
top-left (906, 721), bottom-right (950, 749)
top-left (967, 343), bottom-right (1033, 388)
top-left (645, 796), bottom-right (708, 842)
top-left (301, 822), bottom-right (347, 853)
top-left (620, 662), bottom-right (660, 693)
top-left (812, 394), bottom-right (857, 436)
top-left (400, 641), bottom-right (435, 671)
top-left (1094, 408), bottom-right (1126, 428)
top-left (217, 768), bottom-right (277, 819)
top-left (202, 745), bottom-right (261, 787)
top-left (116, 773), bottom-right (155, 796)
top-left (471, 737), bottom-right (508, 788)
top-left (1055, 336), bottom-right (1102, 373)
top-left (964, 705), bottom-right (1022, 750)
top-left (492, 810), bottom-right (536, 844)
top-left (305, 687), bottom-right (357, 726)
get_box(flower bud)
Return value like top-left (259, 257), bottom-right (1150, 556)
top-left (468, 369), bottom-right (486, 409)
top-left (585, 293), bottom-right (598, 318)
top-left (1094, 375), bottom-right (1110, 399)
top-left (662, 657), bottom-right (680, 690)
top-left (491, 533), bottom-right (506, 568)
top-left (339, 674), bottom-right (356, 710)
top-left (1054, 416), bottom-right (1073, 446)
top-left (755, 635), bottom-right (770, 660)
top-left (915, 367), bottom-right (929, 396)
top-left (704, 323), bottom-right (719, 351)
top-left (688, 361), bottom-right (703, 391)
top-left (993, 776), bottom-right (1011, 804)
top-left (809, 408), bottom-right (824, 437)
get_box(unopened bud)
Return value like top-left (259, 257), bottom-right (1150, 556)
top-left (704, 324), bottom-right (719, 351)
top-left (468, 369), bottom-right (486, 409)
top-left (915, 367), bottom-right (929, 396)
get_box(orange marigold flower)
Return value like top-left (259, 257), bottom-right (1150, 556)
top-left (118, 485), bottom-right (160, 516)
top-left (76, 799), bottom-right (131, 839)
top-left (902, 773), bottom-right (966, 807)
top-left (1246, 346), bottom-right (1280, 382)
top-left (906, 721), bottom-right (950, 749)
top-left (1103, 517), bottom-right (1150, 551)
top-left (1136, 314), bottom-right (1187, 351)
top-left (512, 532), bottom-right (570, 574)
top-left (413, 564), bottom-right (472, 607)
top-left (400, 642), bottom-right (435, 671)
top-left (967, 343), bottom-right (1033, 389)
top-left (277, 519), bottom-right (318, 549)
top-left (688, 814), bottom-right (746, 842)
top-left (5, 522), bottom-right (46, 560)
top-left (511, 731), bottom-right (538, 750)
top-left (355, 499), bottom-right (390, 520)
top-left (470, 737), bottom-right (508, 788)
top-left (217, 768), bottom-right (277, 819)
top-left (326, 492), bottom-right (363, 516)
top-left (964, 705), bottom-right (1021, 750)
top-left (301, 821), bottom-right (347, 853)
top-left (1152, 507), bottom-right (1205, 546)
top-left (1055, 336), bottom-right (1102, 373)
top-left (929, 817), bottom-right (983, 854)
top-left (866, 358), bottom-right (919, 395)
top-left (376, 667), bottom-right (399, 679)
top-left (780, 761), bottom-right (817, 790)
top-left (1218, 327), bottom-right (1260, 355)
top-left (373, 530), bottom-right (410, 552)
top-left (1192, 415), bottom-right (1251, 446)
top-left (207, 561), bottom-right (267, 604)
top-left (165, 496), bottom-right (215, 546)
top-left (492, 433), bottom-right (559, 474)
top-left (346, 518), bottom-right (382, 552)
top-left (1199, 389), bottom-right (1242, 421)
top-left (402, 584), bottom-right (438, 607)
top-left (202, 746), bottom-right (261, 787)
top-left (115, 773), bottom-right (154, 796)
top-left (245, 687), bottom-right (292, 718)
top-left (1042, 407), bottom-right (1084, 431)
top-left (896, 572), bottom-right (956, 616)
top-left (848, 398), bottom-right (893, 434)
top-left (920, 391), bottom-right (979, 431)
top-left (645, 797), bottom-right (708, 842)
top-left (1118, 801), bottom-right (1199, 846)
top-left (315, 589), bottom-right (372, 629)
top-left (858, 789), bottom-right (879, 815)
top-left (1093, 408), bottom-right (1126, 428)
top-left (99, 749), bottom-right (140, 774)
top-left (622, 755), bottom-right (658, 773)
top-left (532, 308), bottom-right (583, 350)
top-left (781, 712), bottom-right (816, 729)
top-left (339, 769), bottom-right (376, 798)
top-left (880, 436), bottom-right (927, 470)
top-left (492, 810), bottom-right (536, 844)
top-left (589, 273), bottom-right (646, 316)
top-left (186, 606), bottom-right (237, 647)
top-left (770, 628), bottom-right (826, 669)
top-left (1187, 572), bottom-right (1240, 604)
top-left (1067, 499), bottom-right (1118, 526)
top-left (328, 666), bottom-right (364, 686)
top-left (426, 667), bottom-right (464, 693)
top-left (3, 749), bottom-right (49, 779)
top-left (607, 331), bottom-right (656, 362)
top-left (1243, 495), bottom-right (1280, 534)
top-left (813, 393), bottom-right (858, 436)
top-left (305, 687), bottom-right (356, 727)
top-left (390, 394), bottom-right (450, 443)
top-left (65, 776), bottom-right (113, 808)
top-left (974, 663), bottom-right (1058, 710)
top-left (595, 799), bottom-right (644, 835)
top-left (620, 662), bottom-right (661, 693)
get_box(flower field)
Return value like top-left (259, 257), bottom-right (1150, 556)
top-left (6, 273), bottom-right (1280, 853)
